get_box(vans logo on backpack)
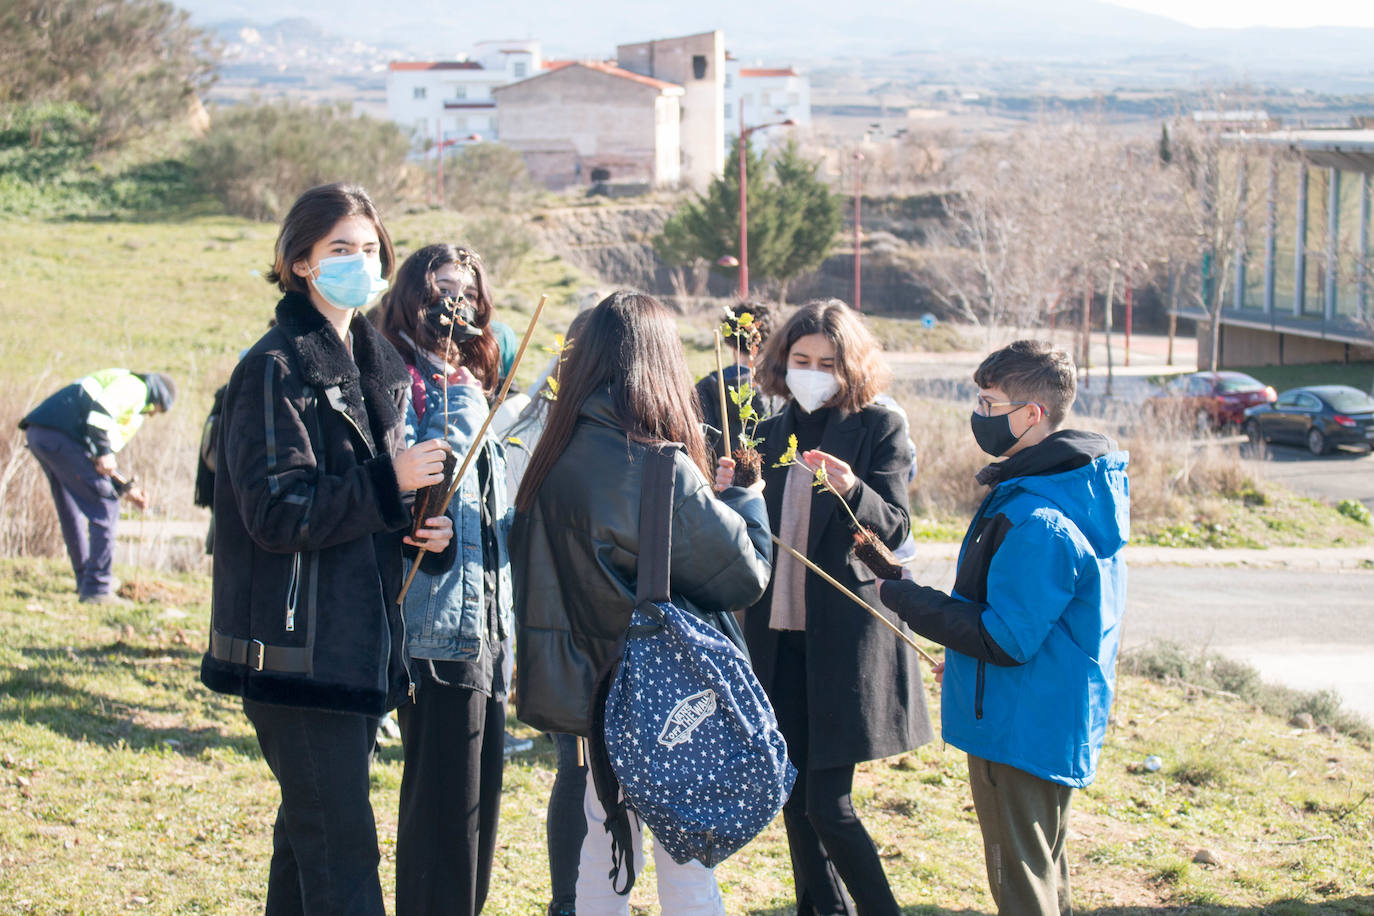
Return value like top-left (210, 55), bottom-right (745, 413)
top-left (658, 689), bottom-right (717, 747)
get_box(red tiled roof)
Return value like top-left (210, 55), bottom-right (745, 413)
top-left (540, 60), bottom-right (681, 91)
top-left (388, 61), bottom-right (483, 71)
top-left (739, 67), bottom-right (798, 78)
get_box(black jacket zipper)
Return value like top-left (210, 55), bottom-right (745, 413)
top-left (975, 660), bottom-right (986, 720)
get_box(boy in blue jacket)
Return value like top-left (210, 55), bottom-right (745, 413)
top-left (865, 340), bottom-right (1128, 915)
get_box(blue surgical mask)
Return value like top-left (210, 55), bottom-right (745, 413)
top-left (306, 252), bottom-right (388, 310)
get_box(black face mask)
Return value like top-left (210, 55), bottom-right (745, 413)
top-left (970, 409), bottom-right (1025, 457)
top-left (423, 297), bottom-right (482, 342)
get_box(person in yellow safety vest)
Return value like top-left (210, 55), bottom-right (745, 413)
top-left (19, 369), bottom-right (175, 603)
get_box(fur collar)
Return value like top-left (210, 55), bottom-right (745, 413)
top-left (274, 291), bottom-right (409, 454)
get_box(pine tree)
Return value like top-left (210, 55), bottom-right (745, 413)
top-left (655, 136), bottom-right (838, 300)
top-left (770, 140), bottom-right (841, 302)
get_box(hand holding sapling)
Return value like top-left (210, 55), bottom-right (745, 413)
top-left (774, 435), bottom-right (906, 579)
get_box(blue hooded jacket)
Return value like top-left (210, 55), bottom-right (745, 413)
top-left (881, 430), bottom-right (1129, 787)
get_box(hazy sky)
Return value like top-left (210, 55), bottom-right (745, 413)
top-left (1108, 0), bottom-right (1374, 29)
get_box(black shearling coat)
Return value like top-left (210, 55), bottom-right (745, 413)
top-left (200, 291), bottom-right (438, 717)
top-left (744, 401), bottom-right (934, 769)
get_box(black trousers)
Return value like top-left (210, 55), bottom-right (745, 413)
top-left (395, 675), bottom-right (506, 916)
top-left (771, 631), bottom-right (901, 916)
top-left (548, 732), bottom-right (588, 909)
top-left (244, 699), bottom-right (384, 916)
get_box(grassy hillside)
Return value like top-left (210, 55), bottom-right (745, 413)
top-left (1, 558), bottom-right (1371, 914)
top-left (0, 212), bottom-right (597, 395)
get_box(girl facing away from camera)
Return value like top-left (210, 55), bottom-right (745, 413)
top-left (509, 291), bottom-right (773, 915)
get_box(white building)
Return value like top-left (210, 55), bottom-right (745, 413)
top-left (385, 40), bottom-right (541, 147)
top-left (494, 62), bottom-right (683, 189)
top-left (723, 58), bottom-right (811, 156)
top-left (616, 31), bottom-right (724, 190)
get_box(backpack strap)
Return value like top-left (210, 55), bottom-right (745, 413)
top-left (586, 664), bottom-right (637, 896)
top-left (628, 443), bottom-right (677, 635)
top-left (581, 442), bottom-right (681, 896)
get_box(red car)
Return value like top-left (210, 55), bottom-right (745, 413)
top-left (1150, 371), bottom-right (1277, 431)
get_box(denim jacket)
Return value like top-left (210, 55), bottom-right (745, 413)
top-left (402, 360), bottom-right (513, 663)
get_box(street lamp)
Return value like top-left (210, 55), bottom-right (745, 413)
top-left (734, 111), bottom-right (795, 298)
top-left (434, 125), bottom-right (483, 209)
top-left (853, 149), bottom-right (864, 312)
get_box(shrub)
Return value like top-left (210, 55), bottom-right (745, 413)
top-left (1337, 498), bottom-right (1371, 525)
top-left (458, 211), bottom-right (537, 286)
top-left (440, 142), bottom-right (538, 212)
top-left (189, 102), bottom-right (413, 221)
top-left (0, 103), bottom-right (200, 217)
top-left (0, 395), bottom-right (65, 558)
top-left (889, 391), bottom-right (985, 519)
top-left (887, 390), bottom-right (1275, 532)
top-left (1169, 753), bottom-right (1231, 788)
top-left (1121, 406), bottom-right (1267, 526)
top-left (1121, 643), bottom-right (1373, 743)
top-left (1, 0), bottom-right (215, 148)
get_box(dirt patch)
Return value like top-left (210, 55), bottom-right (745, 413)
top-left (117, 578), bottom-right (203, 605)
top-left (131, 710), bottom-right (188, 732)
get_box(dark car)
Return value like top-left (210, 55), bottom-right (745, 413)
top-left (1148, 371), bottom-right (1276, 431)
top-left (1244, 385), bottom-right (1374, 455)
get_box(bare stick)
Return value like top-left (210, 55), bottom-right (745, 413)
top-left (714, 330), bottom-right (731, 458)
top-left (397, 294), bottom-right (550, 605)
top-left (769, 534), bottom-right (939, 667)
top-left (1270, 835), bottom-right (1334, 846)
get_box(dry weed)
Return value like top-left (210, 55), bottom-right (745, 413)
top-left (0, 375), bottom-right (65, 557)
top-left (890, 393), bottom-right (1266, 532)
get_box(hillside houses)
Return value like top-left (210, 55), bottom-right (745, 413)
top-left (725, 59), bottom-right (812, 150)
top-left (493, 62), bottom-right (683, 188)
top-left (384, 40), bottom-right (541, 147)
top-left (385, 30), bottom-right (809, 190)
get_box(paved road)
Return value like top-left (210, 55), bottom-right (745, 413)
top-left (1243, 440), bottom-right (1374, 510)
top-left (904, 549), bottom-right (1374, 724)
top-left (1122, 563), bottom-right (1374, 722)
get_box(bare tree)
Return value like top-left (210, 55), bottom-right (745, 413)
top-left (1078, 134), bottom-right (1190, 394)
top-left (921, 127), bottom-right (1085, 342)
top-left (1164, 114), bottom-right (1267, 371)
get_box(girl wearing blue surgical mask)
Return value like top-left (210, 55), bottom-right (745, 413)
top-left (731, 298), bottom-right (933, 916)
top-left (201, 183), bottom-right (455, 916)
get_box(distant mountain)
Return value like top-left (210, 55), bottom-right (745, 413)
top-left (178, 0), bottom-right (1374, 84)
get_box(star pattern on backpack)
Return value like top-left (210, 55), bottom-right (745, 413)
top-left (604, 602), bottom-right (796, 868)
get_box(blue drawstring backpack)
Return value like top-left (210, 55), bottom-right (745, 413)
top-left (590, 445), bottom-right (795, 888)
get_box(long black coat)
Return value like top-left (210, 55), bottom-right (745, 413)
top-left (744, 401), bottom-right (934, 769)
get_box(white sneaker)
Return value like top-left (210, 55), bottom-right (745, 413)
top-left (378, 712), bottom-right (402, 744)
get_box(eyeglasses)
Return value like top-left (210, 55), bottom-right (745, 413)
top-left (975, 396), bottom-right (1039, 417)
